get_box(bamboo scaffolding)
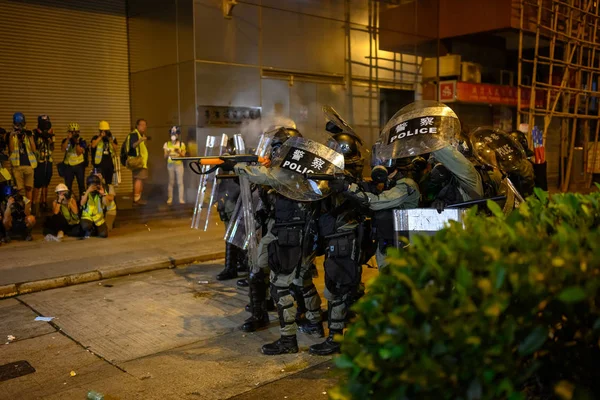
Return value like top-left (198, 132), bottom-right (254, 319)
top-left (519, 0), bottom-right (600, 192)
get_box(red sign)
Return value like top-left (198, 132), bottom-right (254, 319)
top-left (439, 81), bottom-right (456, 102)
top-left (422, 81), bottom-right (545, 108)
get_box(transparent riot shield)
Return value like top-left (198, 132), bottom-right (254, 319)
top-left (323, 105), bottom-right (358, 139)
top-left (378, 100), bottom-right (460, 160)
top-left (202, 134), bottom-right (228, 231)
top-left (230, 134), bottom-right (258, 267)
top-left (469, 127), bottom-right (526, 208)
top-left (224, 132), bottom-right (272, 249)
top-left (269, 135), bottom-right (345, 201)
top-left (393, 208), bottom-right (468, 246)
top-left (191, 136), bottom-right (218, 229)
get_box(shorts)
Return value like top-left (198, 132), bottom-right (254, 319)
top-left (34, 162), bottom-right (53, 188)
top-left (133, 168), bottom-right (148, 180)
top-left (13, 165), bottom-right (34, 191)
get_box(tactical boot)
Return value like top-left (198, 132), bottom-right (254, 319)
top-left (236, 248), bottom-right (248, 275)
top-left (216, 243), bottom-right (238, 281)
top-left (245, 299), bottom-right (274, 313)
top-left (241, 276), bottom-right (270, 332)
top-left (261, 335), bottom-right (298, 355)
top-left (298, 321), bottom-right (325, 338)
top-left (237, 279), bottom-right (249, 288)
top-left (309, 330), bottom-right (342, 356)
top-left (290, 284), bottom-right (306, 322)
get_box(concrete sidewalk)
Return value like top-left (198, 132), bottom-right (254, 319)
top-left (0, 216), bottom-right (227, 298)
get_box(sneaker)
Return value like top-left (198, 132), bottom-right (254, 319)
top-left (25, 234), bottom-right (33, 242)
top-left (179, 200), bottom-right (185, 205)
top-left (57, 231), bottom-right (64, 240)
top-left (134, 199), bottom-right (147, 206)
top-left (167, 199), bottom-right (173, 205)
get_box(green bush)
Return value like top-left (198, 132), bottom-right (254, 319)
top-left (332, 189), bottom-right (600, 400)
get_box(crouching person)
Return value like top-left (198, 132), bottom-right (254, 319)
top-left (91, 168), bottom-right (116, 231)
top-left (2, 186), bottom-right (36, 242)
top-left (80, 175), bottom-right (108, 238)
top-left (43, 183), bottom-right (81, 240)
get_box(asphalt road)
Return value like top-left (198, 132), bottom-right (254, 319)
top-left (0, 260), bottom-right (370, 399)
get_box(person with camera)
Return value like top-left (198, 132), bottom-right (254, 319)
top-left (43, 183), bottom-right (81, 241)
top-left (126, 119), bottom-right (149, 206)
top-left (80, 174), bottom-right (109, 238)
top-left (2, 185), bottom-right (36, 242)
top-left (61, 122), bottom-right (88, 197)
top-left (91, 121), bottom-right (118, 186)
top-left (8, 112), bottom-right (37, 201)
top-left (91, 167), bottom-right (117, 231)
top-left (163, 125), bottom-right (186, 205)
top-left (33, 115), bottom-right (55, 213)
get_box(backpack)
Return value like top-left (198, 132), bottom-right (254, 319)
top-left (120, 134), bottom-right (130, 166)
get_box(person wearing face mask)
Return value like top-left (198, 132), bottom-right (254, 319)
top-left (90, 121), bottom-right (118, 186)
top-left (163, 126), bottom-right (186, 205)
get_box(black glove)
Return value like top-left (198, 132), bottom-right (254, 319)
top-left (219, 160), bottom-right (236, 172)
top-left (432, 199), bottom-right (445, 214)
top-left (329, 178), bottom-right (349, 193)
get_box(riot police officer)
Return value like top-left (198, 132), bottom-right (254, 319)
top-left (216, 138), bottom-right (246, 281)
top-left (234, 127), bottom-right (323, 355)
top-left (508, 130), bottom-right (536, 197)
top-left (306, 132), bottom-right (368, 355)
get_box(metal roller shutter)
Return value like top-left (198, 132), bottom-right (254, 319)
top-left (0, 0), bottom-right (131, 198)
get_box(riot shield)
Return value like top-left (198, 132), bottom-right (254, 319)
top-left (224, 132), bottom-right (272, 249)
top-left (191, 136), bottom-right (221, 229)
top-left (393, 208), bottom-right (468, 246)
top-left (469, 127), bottom-right (526, 207)
top-left (269, 135), bottom-right (345, 201)
top-left (323, 105), bottom-right (360, 141)
top-left (227, 134), bottom-right (258, 267)
top-left (202, 134), bottom-right (229, 231)
top-left (378, 100), bottom-right (460, 160)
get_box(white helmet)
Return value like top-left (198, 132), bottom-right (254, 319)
top-left (55, 183), bottom-right (68, 193)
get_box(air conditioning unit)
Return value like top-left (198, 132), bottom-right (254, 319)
top-left (461, 62), bottom-right (482, 83)
top-left (422, 55), bottom-right (461, 80)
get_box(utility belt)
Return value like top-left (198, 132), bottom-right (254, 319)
top-left (273, 221), bottom-right (305, 247)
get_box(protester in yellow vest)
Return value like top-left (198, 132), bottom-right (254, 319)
top-left (80, 174), bottom-right (108, 238)
top-left (127, 119), bottom-right (149, 206)
top-left (163, 126), bottom-right (186, 205)
top-left (61, 122), bottom-right (88, 197)
top-left (8, 112), bottom-right (37, 200)
top-left (91, 121), bottom-right (118, 186)
top-left (91, 168), bottom-right (117, 232)
top-left (43, 183), bottom-right (81, 241)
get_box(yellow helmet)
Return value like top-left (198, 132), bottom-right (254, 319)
top-left (98, 120), bottom-right (110, 131)
top-left (67, 122), bottom-right (80, 132)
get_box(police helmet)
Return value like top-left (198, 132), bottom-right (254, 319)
top-left (86, 174), bottom-right (102, 187)
top-left (13, 112), bottom-right (26, 128)
top-left (38, 115), bottom-right (52, 131)
top-left (271, 127), bottom-right (302, 148)
top-left (333, 133), bottom-right (364, 175)
top-left (224, 137), bottom-right (236, 155)
top-left (509, 130), bottom-right (534, 157)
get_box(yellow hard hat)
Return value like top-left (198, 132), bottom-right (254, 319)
top-left (99, 120), bottom-right (110, 131)
top-left (67, 122), bottom-right (80, 132)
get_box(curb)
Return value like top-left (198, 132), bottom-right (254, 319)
top-left (0, 251), bottom-right (225, 299)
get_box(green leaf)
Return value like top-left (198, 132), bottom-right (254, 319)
top-left (557, 286), bottom-right (587, 303)
top-left (534, 187), bottom-right (548, 204)
top-left (334, 354), bottom-right (355, 369)
top-left (518, 326), bottom-right (548, 356)
top-left (456, 265), bottom-right (473, 289)
top-left (487, 199), bottom-right (504, 218)
top-left (494, 267), bottom-right (506, 290)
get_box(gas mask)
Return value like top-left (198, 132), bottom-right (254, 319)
top-left (171, 135), bottom-right (177, 142)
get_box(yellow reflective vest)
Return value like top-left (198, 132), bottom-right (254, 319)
top-left (82, 193), bottom-right (105, 226)
top-left (9, 135), bottom-right (38, 168)
top-left (94, 140), bottom-right (114, 166)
